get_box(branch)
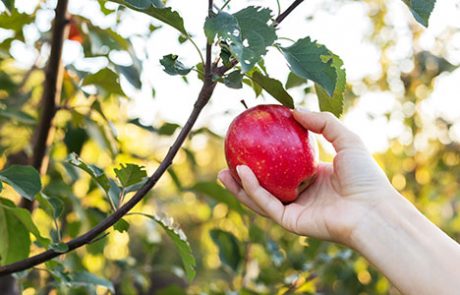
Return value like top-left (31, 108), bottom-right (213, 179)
top-left (19, 0), bottom-right (69, 211)
top-left (0, 0), bottom-right (305, 277)
top-left (274, 0), bottom-right (304, 25)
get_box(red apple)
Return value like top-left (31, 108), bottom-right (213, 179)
top-left (224, 104), bottom-right (318, 203)
top-left (68, 21), bottom-right (84, 44)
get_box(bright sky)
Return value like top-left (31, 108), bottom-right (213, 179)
top-left (2, 0), bottom-right (460, 153)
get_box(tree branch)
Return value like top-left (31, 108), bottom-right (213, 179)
top-left (0, 0), bottom-right (304, 277)
top-left (19, 0), bottom-right (69, 211)
top-left (274, 0), bottom-right (304, 25)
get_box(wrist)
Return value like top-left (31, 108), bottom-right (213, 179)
top-left (347, 190), bottom-right (414, 251)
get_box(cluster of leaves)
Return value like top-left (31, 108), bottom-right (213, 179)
top-left (0, 0), bottom-right (441, 294)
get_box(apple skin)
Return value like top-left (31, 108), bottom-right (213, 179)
top-left (68, 22), bottom-right (83, 44)
top-left (224, 104), bottom-right (318, 203)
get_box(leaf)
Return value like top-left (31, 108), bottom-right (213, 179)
top-left (0, 198), bottom-right (30, 265)
top-left (68, 154), bottom-right (123, 209)
top-left (190, 181), bottom-right (244, 213)
top-left (314, 53), bottom-right (346, 117)
top-left (158, 122), bottom-right (181, 135)
top-left (71, 271), bottom-right (115, 293)
top-left (36, 193), bottom-right (64, 219)
top-left (67, 153), bottom-right (110, 192)
top-left (280, 37), bottom-right (338, 96)
top-left (110, 0), bottom-right (186, 34)
top-left (114, 163), bottom-right (147, 187)
top-left (124, 0), bottom-right (163, 9)
top-left (0, 198), bottom-right (50, 247)
top-left (85, 118), bottom-right (118, 156)
top-left (204, 11), bottom-right (239, 43)
top-left (138, 213), bottom-right (196, 281)
top-left (401, 0), bottom-right (436, 27)
top-left (1, 0), bottom-right (14, 14)
top-left (210, 229), bottom-right (242, 272)
top-left (224, 70), bottom-right (243, 89)
top-left (0, 165), bottom-right (41, 201)
top-left (233, 7), bottom-right (277, 73)
top-left (50, 242), bottom-right (69, 253)
top-left (204, 7), bottom-right (277, 73)
top-left (0, 109), bottom-right (36, 125)
top-left (160, 54), bottom-right (192, 76)
top-left (286, 72), bottom-right (307, 89)
top-left (116, 64), bottom-right (142, 89)
top-left (114, 218), bottom-right (130, 233)
top-left (250, 72), bottom-right (295, 109)
top-left (82, 68), bottom-right (125, 97)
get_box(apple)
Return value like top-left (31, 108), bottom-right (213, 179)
top-left (68, 21), bottom-right (84, 44)
top-left (224, 104), bottom-right (318, 203)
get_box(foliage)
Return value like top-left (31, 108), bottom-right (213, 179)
top-left (0, 0), bottom-right (452, 294)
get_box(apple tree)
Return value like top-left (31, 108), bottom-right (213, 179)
top-left (0, 0), bottom-right (453, 294)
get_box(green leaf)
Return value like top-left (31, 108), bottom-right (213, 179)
top-left (114, 163), bottom-right (147, 187)
top-left (1, 0), bottom-right (14, 14)
top-left (158, 122), bottom-right (181, 135)
top-left (224, 70), bottom-right (243, 89)
top-left (250, 72), bottom-right (294, 109)
top-left (314, 53), bottom-right (346, 117)
top-left (160, 54), bottom-right (192, 76)
top-left (36, 193), bottom-right (64, 219)
top-left (0, 198), bottom-right (50, 247)
top-left (204, 11), bottom-right (239, 43)
top-left (109, 0), bottom-right (186, 34)
top-left (285, 72), bottom-right (307, 89)
top-left (0, 198), bottom-right (30, 265)
top-left (85, 118), bottom-right (118, 156)
top-left (82, 68), bottom-right (125, 97)
top-left (67, 153), bottom-right (110, 192)
top-left (68, 154), bottom-right (123, 209)
top-left (116, 64), bottom-right (142, 89)
top-left (124, 0), bottom-right (163, 9)
top-left (233, 7), bottom-right (277, 73)
top-left (280, 37), bottom-right (338, 96)
top-left (0, 109), bottom-right (36, 125)
top-left (137, 213), bottom-right (196, 281)
top-left (210, 229), bottom-right (242, 272)
top-left (71, 271), bottom-right (115, 293)
top-left (50, 242), bottom-right (69, 253)
top-left (0, 165), bottom-right (41, 201)
top-left (114, 218), bottom-right (130, 233)
top-left (401, 0), bottom-right (436, 27)
top-left (204, 7), bottom-right (277, 73)
top-left (190, 181), bottom-right (244, 213)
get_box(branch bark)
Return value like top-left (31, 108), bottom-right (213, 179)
top-left (0, 0), bottom-right (304, 277)
top-left (274, 0), bottom-right (304, 25)
top-left (19, 0), bottom-right (69, 211)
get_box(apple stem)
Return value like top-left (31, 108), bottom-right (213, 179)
top-left (240, 99), bottom-right (249, 110)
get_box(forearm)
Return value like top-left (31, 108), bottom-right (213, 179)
top-left (350, 192), bottom-right (460, 295)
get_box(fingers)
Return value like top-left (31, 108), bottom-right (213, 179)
top-left (235, 165), bottom-right (286, 225)
top-left (217, 169), bottom-right (267, 216)
top-left (293, 109), bottom-right (365, 152)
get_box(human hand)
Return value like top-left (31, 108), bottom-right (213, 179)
top-left (218, 110), bottom-right (397, 246)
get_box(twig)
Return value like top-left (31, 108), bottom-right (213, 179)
top-left (0, 0), bottom-right (304, 277)
top-left (220, 0), bottom-right (232, 10)
top-left (274, 0), bottom-right (304, 25)
top-left (19, 0), bottom-right (69, 211)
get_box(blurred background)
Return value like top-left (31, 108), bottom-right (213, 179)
top-left (0, 0), bottom-right (459, 294)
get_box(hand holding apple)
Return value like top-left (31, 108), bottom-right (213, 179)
top-left (220, 109), bottom-right (395, 245)
top-left (224, 104), bottom-right (318, 203)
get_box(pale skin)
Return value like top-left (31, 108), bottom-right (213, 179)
top-left (218, 109), bottom-right (460, 295)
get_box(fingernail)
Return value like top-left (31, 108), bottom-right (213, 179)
top-left (218, 169), bottom-right (227, 180)
top-left (236, 165), bottom-right (243, 176)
